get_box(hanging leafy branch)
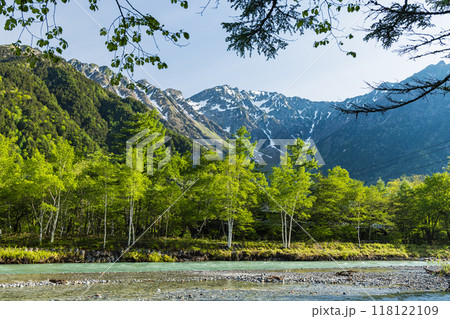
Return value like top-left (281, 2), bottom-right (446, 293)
top-left (0, 0), bottom-right (190, 89)
top-left (341, 72), bottom-right (450, 114)
top-left (102, 0), bottom-right (190, 87)
top-left (222, 0), bottom-right (359, 59)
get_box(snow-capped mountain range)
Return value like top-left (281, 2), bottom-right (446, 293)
top-left (70, 59), bottom-right (450, 183)
top-left (69, 59), bottom-right (227, 141)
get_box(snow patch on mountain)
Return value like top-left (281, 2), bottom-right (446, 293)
top-left (210, 104), bottom-right (226, 112)
top-left (252, 99), bottom-right (270, 108)
top-left (259, 105), bottom-right (273, 114)
top-left (149, 98), bottom-right (165, 118)
top-left (186, 100), bottom-right (207, 113)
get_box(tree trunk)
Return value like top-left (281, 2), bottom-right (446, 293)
top-left (425, 228), bottom-right (433, 244)
top-left (44, 211), bottom-right (52, 234)
top-left (59, 208), bottom-right (66, 237)
top-left (164, 210), bottom-right (170, 245)
top-left (288, 214), bottom-right (293, 248)
top-left (280, 211), bottom-right (285, 248)
top-left (227, 217), bottom-right (234, 248)
top-left (283, 210), bottom-right (288, 248)
top-left (128, 197), bottom-right (134, 246)
top-left (86, 210), bottom-right (91, 235)
top-left (50, 192), bottom-right (61, 243)
top-left (357, 210), bottom-right (361, 249)
top-left (103, 189), bottom-right (108, 250)
top-left (39, 206), bottom-right (44, 245)
top-left (33, 201), bottom-right (45, 245)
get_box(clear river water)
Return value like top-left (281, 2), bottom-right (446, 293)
top-left (0, 261), bottom-right (448, 301)
top-left (0, 260), bottom-right (434, 274)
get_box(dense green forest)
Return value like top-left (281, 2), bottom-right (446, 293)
top-left (0, 49), bottom-right (449, 250)
top-left (0, 121), bottom-right (449, 248)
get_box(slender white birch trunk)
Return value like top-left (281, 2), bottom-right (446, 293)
top-left (103, 187), bottom-right (108, 249)
top-left (128, 196), bottom-right (134, 246)
top-left (50, 191), bottom-right (60, 243)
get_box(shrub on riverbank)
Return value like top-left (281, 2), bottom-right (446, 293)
top-left (123, 251), bottom-right (175, 262)
top-left (0, 247), bottom-right (69, 264)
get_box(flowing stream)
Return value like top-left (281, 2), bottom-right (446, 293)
top-left (0, 260), bottom-right (433, 274)
top-left (0, 261), bottom-right (448, 301)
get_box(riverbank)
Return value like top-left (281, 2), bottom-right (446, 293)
top-left (0, 265), bottom-right (448, 300)
top-left (0, 240), bottom-right (449, 264)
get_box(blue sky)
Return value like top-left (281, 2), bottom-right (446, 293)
top-left (0, 0), bottom-right (446, 101)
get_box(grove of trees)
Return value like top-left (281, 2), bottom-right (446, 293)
top-left (1, 114), bottom-right (449, 248)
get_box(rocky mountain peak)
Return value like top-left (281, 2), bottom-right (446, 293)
top-left (69, 58), bottom-right (229, 140)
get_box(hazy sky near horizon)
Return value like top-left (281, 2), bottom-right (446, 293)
top-left (0, 0), bottom-right (448, 101)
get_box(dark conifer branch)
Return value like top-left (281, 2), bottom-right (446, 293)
top-left (337, 73), bottom-right (450, 114)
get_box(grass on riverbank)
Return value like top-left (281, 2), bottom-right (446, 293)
top-left (204, 242), bottom-right (450, 261)
top-left (123, 251), bottom-right (176, 262)
top-left (0, 236), bottom-right (449, 263)
top-left (0, 247), bottom-right (72, 264)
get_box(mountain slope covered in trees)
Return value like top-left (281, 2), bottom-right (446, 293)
top-left (0, 46), bottom-right (192, 157)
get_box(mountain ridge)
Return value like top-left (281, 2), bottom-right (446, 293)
top-left (69, 56), bottom-right (450, 183)
top-left (69, 58), bottom-right (229, 142)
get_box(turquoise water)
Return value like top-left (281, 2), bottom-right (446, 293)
top-left (0, 261), bottom-right (447, 301)
top-left (0, 260), bottom-right (432, 275)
